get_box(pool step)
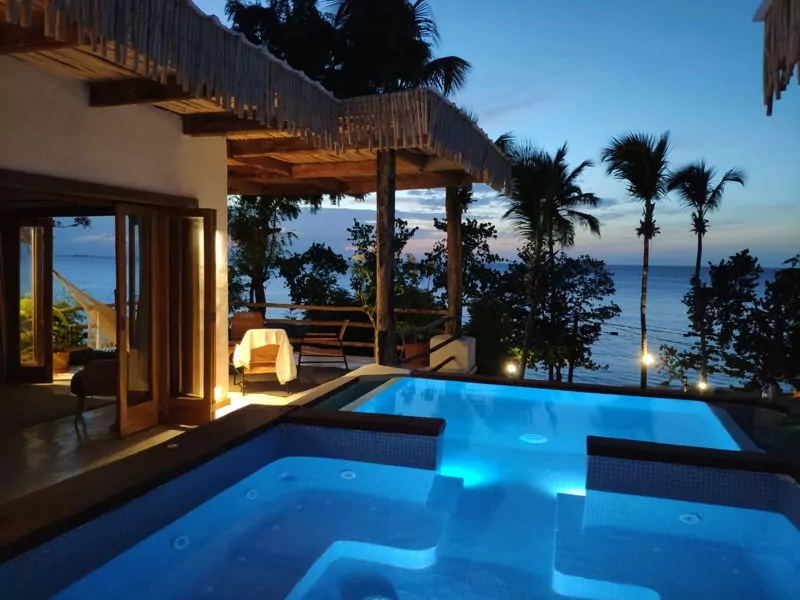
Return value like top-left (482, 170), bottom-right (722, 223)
top-left (554, 492), bottom-right (784, 600)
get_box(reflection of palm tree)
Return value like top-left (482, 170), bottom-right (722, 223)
top-left (601, 132), bottom-right (671, 389)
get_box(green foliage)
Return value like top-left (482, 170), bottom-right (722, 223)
top-left (278, 243), bottom-right (352, 308)
top-left (522, 253), bottom-right (620, 381)
top-left (228, 194), bottom-right (327, 310)
top-left (52, 302), bottom-right (86, 353)
top-left (423, 217), bottom-right (502, 305)
top-left (667, 250), bottom-right (800, 391)
top-left (227, 0), bottom-right (470, 99)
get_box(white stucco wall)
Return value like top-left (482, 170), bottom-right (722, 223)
top-left (0, 57), bottom-right (230, 400)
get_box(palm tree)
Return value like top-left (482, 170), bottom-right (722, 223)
top-left (601, 132), bottom-right (671, 389)
top-left (667, 161), bottom-right (746, 283)
top-left (502, 140), bottom-right (601, 378)
top-left (327, 0), bottom-right (471, 97)
top-left (667, 161), bottom-right (745, 384)
top-left (537, 143), bottom-right (601, 266)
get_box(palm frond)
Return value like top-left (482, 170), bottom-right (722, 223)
top-left (409, 0), bottom-right (440, 45)
top-left (494, 131), bottom-right (516, 155)
top-left (601, 131), bottom-right (672, 203)
top-left (420, 56), bottom-right (471, 96)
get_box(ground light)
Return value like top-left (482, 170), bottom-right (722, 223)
top-left (505, 361), bottom-right (519, 376)
top-left (641, 353), bottom-right (655, 366)
top-left (697, 380), bottom-right (709, 391)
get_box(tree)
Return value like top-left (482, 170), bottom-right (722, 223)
top-left (423, 217), bottom-right (502, 305)
top-left (667, 161), bottom-right (746, 283)
top-left (661, 250), bottom-right (800, 393)
top-left (327, 0), bottom-right (471, 97)
top-left (227, 0), bottom-right (471, 99)
top-left (601, 131), bottom-right (671, 388)
top-left (666, 161), bottom-right (745, 385)
top-left (502, 140), bottom-right (601, 378)
top-left (277, 242), bottom-right (351, 308)
top-left (226, 0), bottom-right (336, 83)
top-left (228, 195), bottom-right (310, 312)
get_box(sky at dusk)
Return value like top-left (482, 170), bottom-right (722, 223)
top-left (58, 0), bottom-right (799, 266)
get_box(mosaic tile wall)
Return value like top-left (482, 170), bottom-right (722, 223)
top-left (278, 423), bottom-right (440, 470)
top-left (587, 455), bottom-right (800, 530)
top-left (0, 422), bottom-right (443, 599)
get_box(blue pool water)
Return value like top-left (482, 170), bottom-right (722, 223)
top-left (51, 379), bottom-right (799, 599)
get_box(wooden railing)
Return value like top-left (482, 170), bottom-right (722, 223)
top-left (234, 302), bottom-right (449, 354)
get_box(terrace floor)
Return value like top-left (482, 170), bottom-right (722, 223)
top-left (0, 360), bottom-right (369, 505)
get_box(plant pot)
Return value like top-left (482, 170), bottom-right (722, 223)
top-left (403, 342), bottom-right (429, 368)
top-left (53, 351), bottom-right (71, 374)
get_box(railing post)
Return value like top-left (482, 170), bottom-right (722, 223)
top-left (375, 149), bottom-right (397, 366)
top-left (445, 185), bottom-right (463, 337)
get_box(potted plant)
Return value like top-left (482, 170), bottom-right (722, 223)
top-left (397, 320), bottom-right (430, 368)
top-left (52, 304), bottom-right (86, 374)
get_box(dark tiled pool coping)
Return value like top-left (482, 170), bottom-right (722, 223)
top-left (587, 435), bottom-right (800, 530)
top-left (0, 397), bottom-right (445, 563)
top-left (413, 371), bottom-right (797, 415)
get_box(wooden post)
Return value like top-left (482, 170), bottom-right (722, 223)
top-left (375, 150), bottom-right (397, 366)
top-left (445, 186), bottom-right (463, 337)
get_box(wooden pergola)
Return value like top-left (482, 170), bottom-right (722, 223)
top-left (755, 0), bottom-right (800, 114)
top-left (2, 0), bottom-right (511, 367)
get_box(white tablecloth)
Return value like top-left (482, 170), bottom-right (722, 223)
top-left (232, 329), bottom-right (297, 384)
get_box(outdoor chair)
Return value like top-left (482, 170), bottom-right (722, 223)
top-left (297, 320), bottom-right (350, 375)
top-left (234, 343), bottom-right (282, 395)
top-left (228, 311), bottom-right (265, 368)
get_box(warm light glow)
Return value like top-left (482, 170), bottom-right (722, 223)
top-left (505, 361), bottom-right (519, 375)
top-left (641, 353), bottom-right (655, 366)
top-left (214, 386), bottom-right (224, 402)
top-left (697, 380), bottom-right (709, 391)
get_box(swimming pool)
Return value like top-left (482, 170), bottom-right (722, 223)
top-left (2, 376), bottom-right (798, 599)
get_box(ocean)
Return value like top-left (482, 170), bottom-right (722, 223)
top-left (51, 255), bottom-right (775, 390)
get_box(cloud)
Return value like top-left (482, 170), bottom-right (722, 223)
top-left (475, 91), bottom-right (553, 124)
top-left (72, 233), bottom-right (114, 244)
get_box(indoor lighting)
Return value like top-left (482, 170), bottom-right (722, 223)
top-left (697, 380), bottom-right (709, 391)
top-left (214, 386), bottom-right (224, 402)
top-left (505, 361), bottom-right (519, 376)
top-left (641, 353), bottom-right (655, 366)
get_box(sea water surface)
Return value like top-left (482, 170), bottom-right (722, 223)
top-left (49, 253), bottom-right (775, 389)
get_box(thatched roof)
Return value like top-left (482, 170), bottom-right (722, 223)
top-left (1, 0), bottom-right (510, 194)
top-left (755, 0), bottom-right (800, 115)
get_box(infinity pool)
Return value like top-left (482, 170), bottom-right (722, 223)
top-left (22, 378), bottom-right (800, 599)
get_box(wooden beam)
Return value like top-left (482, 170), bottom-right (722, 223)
top-left (227, 137), bottom-right (315, 156)
top-left (234, 156), bottom-right (294, 176)
top-left (88, 77), bottom-right (191, 107)
top-left (184, 113), bottom-right (278, 136)
top-left (291, 160), bottom-right (377, 179)
top-left (0, 168), bottom-right (197, 208)
top-left (375, 149), bottom-right (397, 366)
top-left (396, 150), bottom-right (430, 172)
top-left (445, 185), bottom-right (464, 337)
top-left (0, 20), bottom-right (79, 54)
top-left (341, 171), bottom-right (468, 195)
top-left (228, 176), bottom-right (348, 196)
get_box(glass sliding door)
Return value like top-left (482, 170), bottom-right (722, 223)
top-left (115, 206), bottom-right (158, 437)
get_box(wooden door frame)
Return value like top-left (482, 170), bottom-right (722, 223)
top-left (115, 205), bottom-right (161, 437)
top-left (160, 208), bottom-right (217, 426)
top-left (1, 218), bottom-right (53, 384)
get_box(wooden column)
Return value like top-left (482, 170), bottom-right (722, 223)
top-left (445, 186), bottom-right (463, 337)
top-left (375, 150), bottom-right (397, 365)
